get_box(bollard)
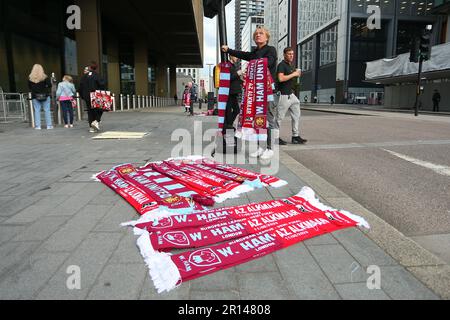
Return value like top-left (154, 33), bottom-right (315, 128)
top-left (112, 93), bottom-right (117, 112)
top-left (76, 93), bottom-right (82, 121)
top-left (28, 93), bottom-right (35, 128)
top-left (127, 95), bottom-right (130, 110)
top-left (138, 95), bottom-right (141, 109)
top-left (57, 100), bottom-right (62, 126)
top-left (133, 95), bottom-right (136, 110)
top-left (120, 94), bottom-right (124, 111)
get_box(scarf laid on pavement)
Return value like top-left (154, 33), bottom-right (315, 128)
top-left (134, 187), bottom-right (370, 293)
top-left (114, 164), bottom-right (203, 216)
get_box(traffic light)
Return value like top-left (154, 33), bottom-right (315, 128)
top-left (409, 37), bottom-right (420, 63)
top-left (420, 30), bottom-right (432, 61)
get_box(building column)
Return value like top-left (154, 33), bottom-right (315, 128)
top-left (106, 35), bottom-right (120, 95)
top-left (75, 0), bottom-right (102, 76)
top-left (134, 35), bottom-right (149, 96)
top-left (311, 34), bottom-right (320, 101)
top-left (169, 65), bottom-right (177, 99)
top-left (156, 63), bottom-right (168, 97)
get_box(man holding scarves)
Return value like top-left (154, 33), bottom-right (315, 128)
top-left (221, 26), bottom-right (278, 160)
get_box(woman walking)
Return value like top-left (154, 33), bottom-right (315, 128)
top-left (79, 62), bottom-right (106, 133)
top-left (56, 75), bottom-right (76, 128)
top-left (28, 64), bottom-right (53, 130)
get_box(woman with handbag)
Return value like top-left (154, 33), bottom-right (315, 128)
top-left (56, 75), bottom-right (77, 128)
top-left (79, 62), bottom-right (106, 133)
top-left (28, 64), bottom-right (53, 130)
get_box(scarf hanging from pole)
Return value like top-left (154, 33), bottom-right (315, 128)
top-left (236, 58), bottom-right (274, 142)
top-left (217, 62), bottom-right (231, 134)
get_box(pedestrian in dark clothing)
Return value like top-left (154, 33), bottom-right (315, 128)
top-left (79, 62), bottom-right (106, 133)
top-left (223, 55), bottom-right (243, 132)
top-left (432, 90), bottom-right (441, 112)
top-left (28, 64), bottom-right (53, 130)
top-left (330, 95), bottom-right (335, 105)
top-left (222, 26), bottom-right (278, 160)
top-left (174, 94), bottom-right (178, 105)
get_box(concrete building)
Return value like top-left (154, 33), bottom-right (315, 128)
top-left (0, 0), bottom-right (204, 99)
top-left (176, 68), bottom-right (201, 85)
top-left (297, 0), bottom-right (440, 105)
top-left (264, 0), bottom-right (279, 52)
top-left (235, 0), bottom-right (264, 51)
top-left (240, 15), bottom-right (264, 70)
top-left (365, 0), bottom-right (450, 111)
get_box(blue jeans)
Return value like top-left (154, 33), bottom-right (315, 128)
top-left (33, 97), bottom-right (52, 128)
top-left (60, 100), bottom-right (74, 125)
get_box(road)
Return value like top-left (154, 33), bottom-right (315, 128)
top-left (282, 109), bottom-right (450, 263)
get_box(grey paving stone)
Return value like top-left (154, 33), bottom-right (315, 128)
top-left (379, 266), bottom-right (440, 300)
top-left (94, 201), bottom-right (137, 233)
top-left (36, 232), bottom-right (123, 300)
top-left (12, 217), bottom-right (69, 242)
top-left (33, 183), bottom-right (90, 197)
top-left (0, 195), bottom-right (41, 217)
top-left (31, 195), bottom-right (71, 207)
top-left (335, 283), bottom-right (391, 300)
top-left (140, 274), bottom-right (191, 300)
top-left (237, 272), bottom-right (292, 300)
top-left (274, 244), bottom-right (340, 300)
top-left (109, 232), bottom-right (144, 264)
top-left (308, 244), bottom-right (368, 284)
top-left (0, 226), bottom-right (27, 244)
top-left (246, 188), bottom-right (274, 204)
top-left (333, 228), bottom-right (398, 267)
top-left (0, 250), bottom-right (70, 299)
top-left (46, 184), bottom-right (106, 217)
top-left (60, 172), bottom-right (98, 183)
top-left (190, 290), bottom-right (240, 300)
top-left (190, 268), bottom-right (238, 291)
top-left (87, 263), bottom-right (147, 300)
top-left (304, 234), bottom-right (339, 246)
top-left (0, 241), bottom-right (41, 278)
top-left (2, 205), bottom-right (52, 225)
top-left (235, 254), bottom-right (279, 273)
top-left (41, 205), bottom-right (112, 252)
top-left (88, 195), bottom-right (120, 206)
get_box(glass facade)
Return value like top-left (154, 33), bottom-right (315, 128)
top-left (320, 25), bottom-right (337, 66)
top-left (0, 0), bottom-right (73, 92)
top-left (351, 0), bottom-right (435, 16)
top-left (298, 0), bottom-right (337, 40)
top-left (300, 40), bottom-right (313, 71)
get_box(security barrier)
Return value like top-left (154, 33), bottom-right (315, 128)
top-left (0, 88), bottom-right (28, 123)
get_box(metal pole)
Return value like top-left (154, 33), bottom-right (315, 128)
top-left (127, 95), bottom-right (130, 110)
top-left (112, 94), bottom-right (117, 112)
top-left (218, 0), bottom-right (228, 63)
top-left (28, 92), bottom-right (35, 128)
top-left (414, 56), bottom-right (424, 117)
top-left (120, 94), bottom-right (124, 111)
top-left (76, 93), bottom-right (81, 121)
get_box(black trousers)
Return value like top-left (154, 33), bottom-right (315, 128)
top-left (433, 101), bottom-right (439, 112)
top-left (84, 99), bottom-right (103, 124)
top-left (223, 94), bottom-right (240, 131)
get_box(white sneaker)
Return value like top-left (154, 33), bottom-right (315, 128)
top-left (250, 147), bottom-right (265, 158)
top-left (260, 149), bottom-right (274, 160)
top-left (91, 121), bottom-right (100, 131)
top-left (89, 128), bottom-right (95, 133)
top-left (35, 127), bottom-right (41, 130)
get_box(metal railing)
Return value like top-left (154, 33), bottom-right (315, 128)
top-left (0, 87), bottom-right (28, 123)
top-left (25, 92), bottom-right (176, 127)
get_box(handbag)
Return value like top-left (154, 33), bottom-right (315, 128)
top-left (35, 93), bottom-right (48, 102)
top-left (90, 90), bottom-right (112, 111)
top-left (70, 98), bottom-right (77, 108)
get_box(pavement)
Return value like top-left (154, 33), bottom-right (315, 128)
top-left (0, 105), bottom-right (449, 300)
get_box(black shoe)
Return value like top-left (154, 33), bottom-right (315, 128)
top-left (292, 136), bottom-right (307, 144)
top-left (278, 138), bottom-right (288, 146)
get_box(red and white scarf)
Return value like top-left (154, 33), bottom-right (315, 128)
top-left (237, 58), bottom-right (274, 142)
top-left (135, 187), bottom-right (370, 293)
top-left (217, 62), bottom-right (231, 133)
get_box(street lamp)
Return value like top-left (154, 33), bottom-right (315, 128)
top-left (206, 63), bottom-right (214, 93)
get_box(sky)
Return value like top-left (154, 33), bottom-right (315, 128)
top-left (201, 0), bottom-right (235, 77)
